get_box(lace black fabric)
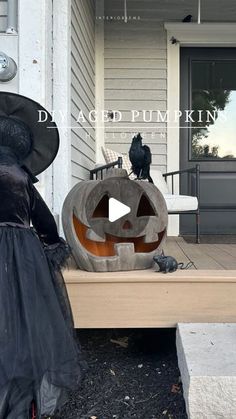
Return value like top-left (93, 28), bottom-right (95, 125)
top-left (0, 148), bottom-right (87, 418)
top-left (0, 116), bottom-right (33, 162)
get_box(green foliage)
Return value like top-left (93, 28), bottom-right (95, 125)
top-left (191, 89), bottom-right (231, 159)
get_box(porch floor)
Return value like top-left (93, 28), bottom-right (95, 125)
top-left (164, 236), bottom-right (236, 270)
top-left (64, 237), bottom-right (236, 328)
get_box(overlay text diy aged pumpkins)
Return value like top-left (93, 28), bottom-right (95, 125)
top-left (62, 169), bottom-right (168, 272)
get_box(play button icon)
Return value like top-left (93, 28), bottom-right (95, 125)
top-left (109, 198), bottom-right (131, 222)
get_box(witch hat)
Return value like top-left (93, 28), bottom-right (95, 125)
top-left (0, 92), bottom-right (59, 176)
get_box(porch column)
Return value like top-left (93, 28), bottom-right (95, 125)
top-left (52, 0), bottom-right (72, 232)
top-left (166, 35), bottom-right (180, 236)
top-left (18, 0), bottom-right (53, 206)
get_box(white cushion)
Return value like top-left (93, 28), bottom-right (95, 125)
top-left (164, 194), bottom-right (198, 212)
top-left (150, 169), bottom-right (169, 195)
top-left (102, 146), bottom-right (135, 179)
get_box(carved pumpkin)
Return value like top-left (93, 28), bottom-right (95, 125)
top-left (62, 169), bottom-right (168, 272)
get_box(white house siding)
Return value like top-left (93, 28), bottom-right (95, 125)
top-left (104, 0), bottom-right (236, 173)
top-left (0, 0), bottom-right (7, 32)
top-left (104, 18), bottom-right (167, 173)
top-left (71, 0), bottom-right (96, 186)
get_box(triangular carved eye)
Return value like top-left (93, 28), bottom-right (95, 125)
top-left (92, 194), bottom-right (109, 218)
top-left (137, 194), bottom-right (156, 217)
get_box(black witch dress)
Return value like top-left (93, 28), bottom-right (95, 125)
top-left (0, 150), bottom-right (86, 419)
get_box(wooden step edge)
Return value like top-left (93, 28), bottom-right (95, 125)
top-left (63, 269), bottom-right (236, 284)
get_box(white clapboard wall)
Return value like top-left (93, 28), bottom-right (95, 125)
top-left (104, 18), bottom-right (167, 173)
top-left (0, 0), bottom-right (7, 32)
top-left (71, 0), bottom-right (96, 185)
top-left (104, 0), bottom-right (236, 173)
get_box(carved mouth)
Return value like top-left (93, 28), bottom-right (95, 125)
top-left (73, 215), bottom-right (166, 257)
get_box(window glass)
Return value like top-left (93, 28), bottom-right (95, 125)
top-left (191, 60), bottom-right (236, 159)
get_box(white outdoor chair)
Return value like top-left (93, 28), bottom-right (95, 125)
top-left (151, 166), bottom-right (200, 243)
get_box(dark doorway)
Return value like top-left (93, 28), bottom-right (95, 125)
top-left (180, 48), bottom-right (236, 235)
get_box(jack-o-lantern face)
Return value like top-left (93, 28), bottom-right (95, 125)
top-left (62, 169), bottom-right (168, 272)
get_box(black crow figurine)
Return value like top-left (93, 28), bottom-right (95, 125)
top-left (129, 133), bottom-right (153, 183)
top-left (182, 14), bottom-right (192, 22)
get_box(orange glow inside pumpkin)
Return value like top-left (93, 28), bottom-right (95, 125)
top-left (73, 214), bottom-right (165, 257)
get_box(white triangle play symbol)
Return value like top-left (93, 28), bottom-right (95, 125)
top-left (109, 198), bottom-right (131, 222)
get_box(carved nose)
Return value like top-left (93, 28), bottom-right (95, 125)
top-left (122, 220), bottom-right (132, 230)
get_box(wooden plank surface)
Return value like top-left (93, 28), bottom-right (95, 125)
top-left (199, 244), bottom-right (236, 270)
top-left (164, 236), bottom-right (196, 269)
top-left (176, 238), bottom-right (224, 270)
top-left (164, 237), bottom-right (236, 270)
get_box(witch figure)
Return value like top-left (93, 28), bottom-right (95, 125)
top-left (0, 92), bottom-right (87, 419)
